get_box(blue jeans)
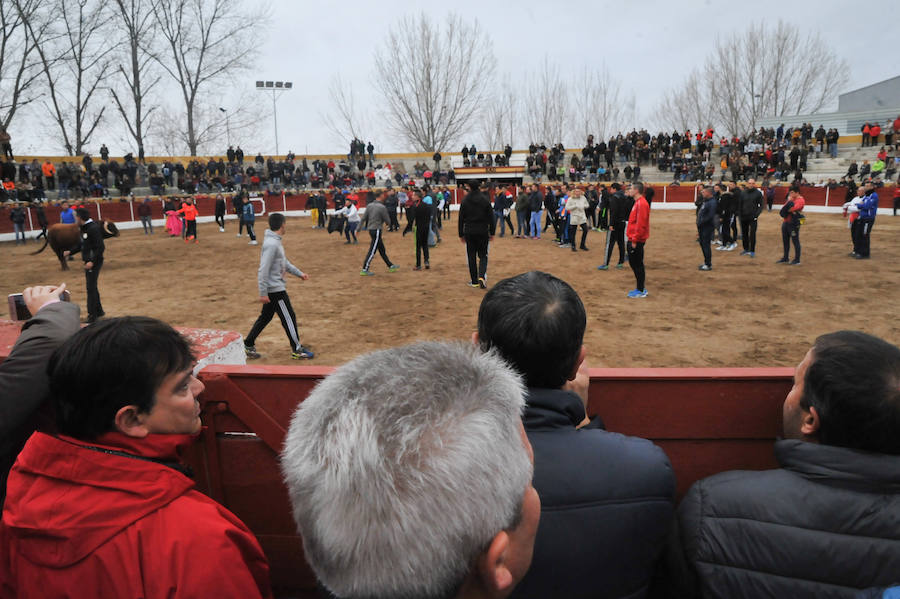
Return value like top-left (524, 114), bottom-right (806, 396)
top-left (13, 222), bottom-right (25, 244)
top-left (516, 210), bottom-right (528, 236)
top-left (828, 143), bottom-right (837, 158)
top-left (494, 210), bottom-right (506, 236)
top-left (529, 211), bottom-right (542, 238)
top-left (345, 221), bottom-right (358, 242)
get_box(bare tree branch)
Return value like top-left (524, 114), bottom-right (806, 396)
top-left (479, 75), bottom-right (517, 152)
top-left (26, 0), bottom-right (118, 155)
top-left (109, 0), bottom-right (161, 154)
top-left (2, 0), bottom-right (50, 130)
top-left (523, 56), bottom-right (568, 145)
top-left (321, 72), bottom-right (367, 146)
top-left (152, 0), bottom-right (269, 155)
top-left (373, 12), bottom-right (494, 152)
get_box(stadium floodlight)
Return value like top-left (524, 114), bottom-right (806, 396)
top-left (255, 80), bottom-right (293, 155)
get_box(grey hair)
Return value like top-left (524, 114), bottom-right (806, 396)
top-left (281, 341), bottom-right (531, 599)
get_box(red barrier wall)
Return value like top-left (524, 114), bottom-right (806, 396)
top-left (191, 364), bottom-right (793, 595)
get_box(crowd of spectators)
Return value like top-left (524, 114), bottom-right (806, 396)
top-left (2, 117), bottom-right (898, 206)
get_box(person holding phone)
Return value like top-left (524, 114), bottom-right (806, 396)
top-left (1, 282), bottom-right (80, 505)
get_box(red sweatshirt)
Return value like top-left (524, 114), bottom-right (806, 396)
top-left (627, 195), bottom-right (650, 243)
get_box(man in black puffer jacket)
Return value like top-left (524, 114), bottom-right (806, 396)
top-left (665, 330), bottom-right (900, 598)
top-left (477, 271), bottom-right (676, 599)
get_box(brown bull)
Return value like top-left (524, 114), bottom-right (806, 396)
top-left (31, 220), bottom-right (120, 270)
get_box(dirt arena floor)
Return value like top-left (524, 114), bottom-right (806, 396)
top-left (3, 208), bottom-right (898, 368)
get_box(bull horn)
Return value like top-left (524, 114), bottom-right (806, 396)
top-left (103, 221), bottom-right (113, 235)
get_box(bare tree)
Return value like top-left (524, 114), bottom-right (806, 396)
top-left (571, 64), bottom-right (625, 144)
top-left (373, 13), bottom-right (494, 152)
top-left (655, 68), bottom-right (715, 135)
top-left (704, 21), bottom-right (849, 135)
top-left (479, 75), bottom-right (517, 152)
top-left (1, 0), bottom-right (47, 130)
top-left (148, 93), bottom-right (268, 157)
top-left (152, 0), bottom-right (267, 156)
top-left (27, 0), bottom-right (117, 155)
top-left (523, 57), bottom-right (568, 146)
top-left (321, 72), bottom-right (367, 147)
top-left (109, 0), bottom-right (160, 155)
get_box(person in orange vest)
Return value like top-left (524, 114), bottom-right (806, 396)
top-left (41, 161), bottom-right (56, 191)
top-left (176, 196), bottom-right (199, 243)
top-left (2, 178), bottom-right (15, 202)
top-left (862, 122), bottom-right (871, 147)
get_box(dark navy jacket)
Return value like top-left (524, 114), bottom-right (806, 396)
top-left (511, 388), bottom-right (676, 599)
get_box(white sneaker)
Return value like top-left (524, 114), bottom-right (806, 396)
top-left (236, 233), bottom-right (242, 237)
top-left (249, 240), bottom-right (258, 245)
top-left (219, 227), bottom-right (225, 232)
top-left (725, 243), bottom-right (737, 251)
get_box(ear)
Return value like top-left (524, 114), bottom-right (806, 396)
top-left (114, 405), bottom-right (150, 438)
top-left (475, 530), bottom-right (514, 596)
top-left (568, 345), bottom-right (587, 381)
top-left (801, 405), bottom-right (821, 438)
top-left (471, 331), bottom-right (480, 347)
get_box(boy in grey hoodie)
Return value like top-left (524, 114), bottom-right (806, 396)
top-left (244, 212), bottom-right (314, 360)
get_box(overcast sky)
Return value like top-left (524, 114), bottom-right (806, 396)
top-left (14, 0), bottom-right (899, 157)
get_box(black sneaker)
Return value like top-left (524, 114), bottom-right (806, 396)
top-left (775, 258), bottom-right (789, 264)
top-left (245, 345), bottom-right (261, 359)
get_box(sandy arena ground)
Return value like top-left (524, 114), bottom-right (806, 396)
top-left (3, 208), bottom-right (898, 367)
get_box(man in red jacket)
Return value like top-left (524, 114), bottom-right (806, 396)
top-left (626, 182), bottom-right (650, 298)
top-left (0, 317), bottom-right (272, 599)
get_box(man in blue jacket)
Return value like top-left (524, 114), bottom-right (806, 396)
top-left (476, 270), bottom-right (676, 599)
top-left (855, 180), bottom-right (879, 259)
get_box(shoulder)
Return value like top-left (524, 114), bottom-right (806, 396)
top-left (530, 428), bottom-right (674, 506)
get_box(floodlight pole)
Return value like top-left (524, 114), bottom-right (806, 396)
top-left (255, 81), bottom-right (292, 156)
top-left (219, 107), bottom-right (231, 147)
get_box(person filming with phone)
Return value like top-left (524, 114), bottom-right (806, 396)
top-left (1, 282), bottom-right (80, 506)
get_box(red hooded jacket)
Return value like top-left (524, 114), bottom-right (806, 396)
top-left (1, 432), bottom-right (271, 599)
top-left (627, 195), bottom-right (650, 243)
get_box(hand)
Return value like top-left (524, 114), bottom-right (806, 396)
top-left (259, 296), bottom-right (270, 304)
top-left (300, 273), bottom-right (309, 281)
top-left (489, 236), bottom-right (494, 242)
top-left (23, 283), bottom-right (66, 315)
top-left (84, 261), bottom-right (93, 270)
top-left (459, 237), bottom-right (465, 243)
top-left (563, 361), bottom-right (591, 411)
top-left (63, 250), bottom-right (70, 257)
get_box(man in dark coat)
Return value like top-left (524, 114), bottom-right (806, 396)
top-left (666, 330), bottom-right (900, 598)
top-left (458, 180), bottom-right (495, 288)
top-left (65, 207), bottom-right (105, 323)
top-left (477, 271), bottom-right (675, 599)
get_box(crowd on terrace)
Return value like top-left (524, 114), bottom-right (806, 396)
top-left (1, 114), bottom-right (899, 205)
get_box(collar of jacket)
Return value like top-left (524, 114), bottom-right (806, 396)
top-left (523, 387), bottom-right (586, 430)
top-left (775, 438), bottom-right (900, 492)
top-left (58, 430), bottom-right (198, 463)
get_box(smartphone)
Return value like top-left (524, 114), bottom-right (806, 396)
top-left (7, 290), bottom-right (70, 321)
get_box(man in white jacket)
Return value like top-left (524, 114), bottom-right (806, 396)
top-left (243, 212), bottom-right (314, 360)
